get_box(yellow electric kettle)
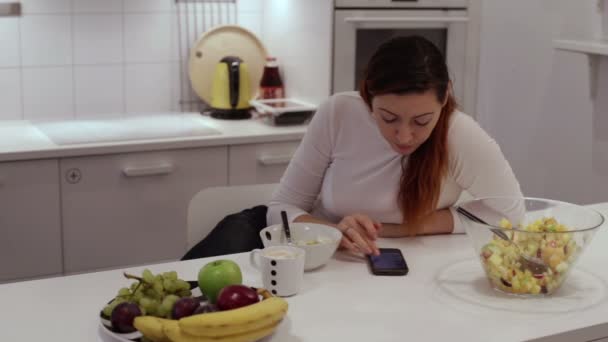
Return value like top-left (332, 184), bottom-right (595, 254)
top-left (209, 56), bottom-right (252, 119)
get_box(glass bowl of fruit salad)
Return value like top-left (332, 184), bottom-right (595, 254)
top-left (458, 197), bottom-right (604, 296)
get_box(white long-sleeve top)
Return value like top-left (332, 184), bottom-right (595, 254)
top-left (266, 92), bottom-right (522, 233)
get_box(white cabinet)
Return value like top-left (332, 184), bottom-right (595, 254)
top-left (60, 147), bottom-right (228, 273)
top-left (0, 160), bottom-right (62, 282)
top-left (228, 141), bottom-right (300, 185)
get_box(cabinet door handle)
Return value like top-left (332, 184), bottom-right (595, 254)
top-left (257, 154), bottom-right (294, 166)
top-left (122, 163), bottom-right (174, 177)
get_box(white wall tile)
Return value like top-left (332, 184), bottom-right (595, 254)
top-left (237, 13), bottom-right (262, 40)
top-left (124, 0), bottom-right (173, 12)
top-left (170, 62), bottom-right (182, 111)
top-left (239, 0), bottom-right (263, 13)
top-left (74, 66), bottom-right (124, 118)
top-left (125, 63), bottom-right (173, 113)
top-left (174, 60), bottom-right (201, 112)
top-left (21, 15), bottom-right (72, 66)
top-left (167, 13), bottom-right (181, 62)
top-left (0, 69), bottom-right (22, 120)
top-left (0, 18), bottom-right (20, 67)
top-left (125, 13), bottom-right (173, 62)
top-left (0, 0), bottom-right (269, 121)
top-left (74, 15), bottom-right (123, 65)
top-left (20, 0), bottom-right (71, 14)
top-left (22, 67), bottom-right (74, 120)
top-left (261, 0), bottom-right (332, 105)
top-left (73, 0), bottom-right (123, 13)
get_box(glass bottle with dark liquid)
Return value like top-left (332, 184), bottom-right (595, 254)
top-left (259, 57), bottom-right (285, 100)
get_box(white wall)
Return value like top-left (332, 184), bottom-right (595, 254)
top-left (477, 0), bottom-right (608, 204)
top-left (0, 0), bottom-right (263, 121)
top-left (261, 0), bottom-right (333, 105)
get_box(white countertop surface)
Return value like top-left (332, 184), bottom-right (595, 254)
top-left (0, 113), bottom-right (307, 162)
top-left (1, 203), bottom-right (608, 342)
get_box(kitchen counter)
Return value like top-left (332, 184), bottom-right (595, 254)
top-left (0, 113), bottom-right (307, 162)
top-left (1, 203), bottom-right (608, 342)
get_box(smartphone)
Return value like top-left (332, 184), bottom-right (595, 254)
top-left (367, 248), bottom-right (409, 276)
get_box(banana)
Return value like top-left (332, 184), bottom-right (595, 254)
top-left (178, 290), bottom-right (288, 338)
top-left (164, 320), bottom-right (279, 342)
top-left (133, 316), bottom-right (173, 342)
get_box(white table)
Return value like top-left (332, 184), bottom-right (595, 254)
top-left (2, 204), bottom-right (608, 342)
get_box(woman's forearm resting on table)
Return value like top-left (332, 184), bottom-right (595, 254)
top-left (379, 209), bottom-right (454, 237)
top-left (293, 210), bottom-right (454, 237)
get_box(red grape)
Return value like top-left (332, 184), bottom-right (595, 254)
top-left (111, 302), bottom-right (142, 333)
top-left (171, 297), bottom-right (200, 319)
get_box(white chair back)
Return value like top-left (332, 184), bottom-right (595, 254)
top-left (186, 183), bottom-right (278, 250)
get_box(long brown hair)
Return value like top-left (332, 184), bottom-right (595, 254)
top-left (360, 36), bottom-right (456, 234)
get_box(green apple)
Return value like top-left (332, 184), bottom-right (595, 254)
top-left (198, 259), bottom-right (242, 303)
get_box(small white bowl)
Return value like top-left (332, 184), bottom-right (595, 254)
top-left (259, 223), bottom-right (342, 271)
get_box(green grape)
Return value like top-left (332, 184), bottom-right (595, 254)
top-left (112, 297), bottom-right (129, 306)
top-left (117, 287), bottom-right (131, 297)
top-left (153, 280), bottom-right (164, 295)
top-left (178, 289), bottom-right (192, 298)
top-left (157, 304), bottom-right (169, 317)
top-left (102, 303), bottom-right (114, 317)
top-left (175, 280), bottom-right (190, 291)
top-left (164, 294), bottom-right (180, 307)
top-left (144, 288), bottom-right (160, 300)
top-left (160, 298), bottom-right (173, 313)
top-left (163, 279), bottom-right (175, 293)
top-left (142, 269), bottom-right (154, 284)
top-left (108, 268), bottom-right (194, 318)
top-left (139, 297), bottom-right (153, 310)
top-left (148, 299), bottom-right (160, 316)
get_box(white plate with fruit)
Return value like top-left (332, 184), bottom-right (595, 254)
top-left (99, 260), bottom-right (289, 342)
top-left (99, 269), bottom-right (203, 341)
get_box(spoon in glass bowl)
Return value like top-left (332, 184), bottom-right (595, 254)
top-left (456, 206), bottom-right (548, 274)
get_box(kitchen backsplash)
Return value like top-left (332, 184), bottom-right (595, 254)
top-left (0, 0), bottom-right (263, 121)
top-left (261, 0), bottom-right (332, 108)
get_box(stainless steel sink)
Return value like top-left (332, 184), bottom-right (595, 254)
top-left (34, 114), bottom-right (222, 146)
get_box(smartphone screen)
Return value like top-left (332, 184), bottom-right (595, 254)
top-left (367, 248), bottom-right (409, 276)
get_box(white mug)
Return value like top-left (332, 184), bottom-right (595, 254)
top-left (250, 245), bottom-right (305, 297)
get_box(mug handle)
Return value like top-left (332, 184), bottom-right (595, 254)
top-left (250, 249), bottom-right (263, 269)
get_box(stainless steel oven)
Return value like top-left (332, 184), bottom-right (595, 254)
top-left (333, 0), bottom-right (477, 113)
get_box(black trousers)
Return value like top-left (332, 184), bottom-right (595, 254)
top-left (181, 205), bottom-right (268, 260)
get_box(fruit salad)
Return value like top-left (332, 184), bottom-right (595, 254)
top-left (480, 217), bottom-right (580, 295)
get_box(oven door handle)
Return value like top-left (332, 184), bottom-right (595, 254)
top-left (344, 16), bottom-right (469, 23)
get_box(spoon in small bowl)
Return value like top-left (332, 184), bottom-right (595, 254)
top-left (456, 206), bottom-right (548, 274)
top-left (280, 210), bottom-right (294, 245)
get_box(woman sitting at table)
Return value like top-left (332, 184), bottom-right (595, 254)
top-left (182, 35), bottom-right (522, 260)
